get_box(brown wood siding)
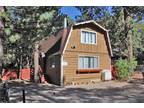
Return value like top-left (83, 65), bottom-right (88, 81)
top-left (66, 27), bottom-right (109, 54)
top-left (63, 26), bottom-right (111, 85)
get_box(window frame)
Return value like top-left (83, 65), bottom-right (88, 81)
top-left (80, 29), bottom-right (97, 45)
top-left (78, 55), bottom-right (100, 69)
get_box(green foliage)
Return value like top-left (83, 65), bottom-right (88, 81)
top-left (115, 58), bottom-right (137, 80)
top-left (3, 53), bottom-right (16, 65)
top-left (0, 10), bottom-right (9, 20)
top-left (2, 6), bottom-right (72, 69)
top-left (4, 28), bottom-right (11, 35)
top-left (129, 58), bottom-right (138, 73)
top-left (116, 59), bottom-right (130, 80)
top-left (9, 33), bottom-right (21, 43)
top-left (39, 11), bottom-right (55, 22)
top-left (132, 23), bottom-right (144, 64)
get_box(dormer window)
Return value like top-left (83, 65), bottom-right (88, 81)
top-left (81, 30), bottom-right (97, 44)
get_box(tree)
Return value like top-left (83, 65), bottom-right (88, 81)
top-left (0, 6), bottom-right (5, 76)
top-left (76, 7), bottom-right (110, 26)
top-left (3, 6), bottom-right (65, 81)
top-left (132, 22), bottom-right (144, 64)
top-left (115, 7), bottom-right (144, 62)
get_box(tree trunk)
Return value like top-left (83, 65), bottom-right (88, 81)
top-left (19, 54), bottom-right (22, 79)
top-left (0, 39), bottom-right (3, 77)
top-left (34, 43), bottom-right (39, 82)
top-left (0, 6), bottom-right (4, 77)
top-left (124, 7), bottom-right (133, 62)
top-left (127, 17), bottom-right (133, 62)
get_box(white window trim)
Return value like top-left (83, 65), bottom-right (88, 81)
top-left (80, 29), bottom-right (97, 45)
top-left (78, 55), bottom-right (100, 69)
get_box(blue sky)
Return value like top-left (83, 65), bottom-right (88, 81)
top-left (60, 6), bottom-right (81, 20)
top-left (60, 6), bottom-right (113, 21)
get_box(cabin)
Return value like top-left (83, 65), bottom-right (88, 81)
top-left (38, 20), bottom-right (113, 86)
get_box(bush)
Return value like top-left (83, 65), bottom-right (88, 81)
top-left (115, 58), bottom-right (137, 80)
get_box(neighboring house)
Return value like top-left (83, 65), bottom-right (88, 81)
top-left (39, 20), bottom-right (113, 86)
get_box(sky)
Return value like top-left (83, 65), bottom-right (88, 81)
top-left (60, 6), bottom-right (81, 21)
top-left (60, 6), bottom-right (113, 21)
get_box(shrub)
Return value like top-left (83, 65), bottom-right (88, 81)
top-left (129, 58), bottom-right (137, 73)
top-left (115, 58), bottom-right (137, 80)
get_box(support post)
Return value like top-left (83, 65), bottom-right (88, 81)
top-left (34, 43), bottom-right (39, 82)
top-left (22, 89), bottom-right (25, 103)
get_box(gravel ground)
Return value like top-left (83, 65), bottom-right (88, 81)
top-left (5, 80), bottom-right (144, 103)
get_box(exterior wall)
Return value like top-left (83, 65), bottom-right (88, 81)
top-left (45, 39), bottom-right (61, 85)
top-left (63, 26), bottom-right (111, 85)
top-left (46, 54), bottom-right (61, 85)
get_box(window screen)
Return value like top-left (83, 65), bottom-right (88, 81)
top-left (81, 31), bottom-right (96, 44)
top-left (79, 56), bottom-right (99, 69)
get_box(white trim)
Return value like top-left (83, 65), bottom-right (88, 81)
top-left (81, 29), bottom-right (97, 33)
top-left (62, 27), bottom-right (73, 54)
top-left (80, 29), bottom-right (97, 45)
top-left (60, 55), bottom-right (64, 86)
top-left (61, 27), bottom-right (72, 86)
top-left (78, 55), bottom-right (100, 69)
top-left (74, 20), bottom-right (108, 32)
top-left (106, 31), bottom-right (113, 56)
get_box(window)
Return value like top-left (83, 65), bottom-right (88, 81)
top-left (79, 56), bottom-right (99, 69)
top-left (81, 30), bottom-right (96, 44)
top-left (49, 56), bottom-right (55, 68)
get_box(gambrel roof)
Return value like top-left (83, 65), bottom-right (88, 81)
top-left (39, 20), bottom-right (113, 56)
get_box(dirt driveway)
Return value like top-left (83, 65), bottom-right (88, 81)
top-left (7, 80), bottom-right (144, 103)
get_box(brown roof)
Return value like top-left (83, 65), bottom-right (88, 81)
top-left (39, 26), bottom-right (71, 53)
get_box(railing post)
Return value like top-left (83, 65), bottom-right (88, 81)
top-left (22, 89), bottom-right (25, 103)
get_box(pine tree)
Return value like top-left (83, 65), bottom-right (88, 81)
top-left (3, 6), bottom-right (65, 81)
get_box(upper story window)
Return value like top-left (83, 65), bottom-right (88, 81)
top-left (81, 30), bottom-right (97, 44)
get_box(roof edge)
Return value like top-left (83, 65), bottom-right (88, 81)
top-left (74, 20), bottom-right (113, 57)
top-left (74, 20), bottom-right (108, 32)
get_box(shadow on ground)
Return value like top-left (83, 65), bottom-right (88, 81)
top-left (7, 80), bottom-right (144, 103)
